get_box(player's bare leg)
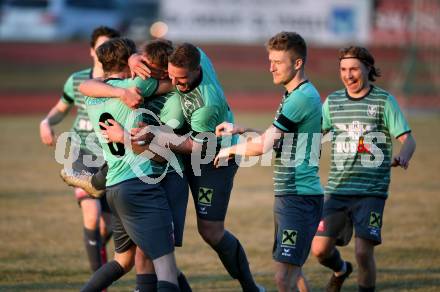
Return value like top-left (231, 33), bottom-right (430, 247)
top-left (312, 236), bottom-right (352, 292)
top-left (355, 237), bottom-right (376, 291)
top-left (293, 270), bottom-right (311, 292)
top-left (274, 262), bottom-right (301, 292)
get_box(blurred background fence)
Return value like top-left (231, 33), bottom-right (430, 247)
top-left (0, 0), bottom-right (439, 113)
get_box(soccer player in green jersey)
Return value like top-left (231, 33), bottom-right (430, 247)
top-left (214, 31), bottom-right (324, 292)
top-left (78, 41), bottom-right (262, 291)
top-left (93, 39), bottom-right (192, 292)
top-left (39, 26), bottom-right (120, 274)
top-left (80, 38), bottom-right (181, 292)
top-left (126, 43), bottom-right (263, 292)
top-left (311, 46), bottom-right (416, 292)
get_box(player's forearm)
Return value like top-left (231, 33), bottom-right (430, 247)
top-left (240, 127), bottom-right (263, 135)
top-left (79, 79), bottom-right (125, 98)
top-left (42, 106), bottom-right (69, 126)
top-left (234, 141), bottom-right (266, 157)
top-left (155, 131), bottom-right (201, 155)
top-left (398, 134), bottom-right (416, 162)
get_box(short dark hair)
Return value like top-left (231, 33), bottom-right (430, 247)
top-left (142, 39), bottom-right (174, 70)
top-left (96, 38), bottom-right (137, 73)
top-left (169, 43), bottom-right (200, 71)
top-left (90, 26), bottom-right (120, 48)
top-left (266, 31), bottom-right (307, 64)
top-left (339, 46), bottom-right (381, 81)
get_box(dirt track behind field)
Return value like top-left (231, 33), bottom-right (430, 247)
top-left (0, 42), bottom-right (438, 114)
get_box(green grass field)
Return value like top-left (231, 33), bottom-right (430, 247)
top-left (0, 112), bottom-right (439, 291)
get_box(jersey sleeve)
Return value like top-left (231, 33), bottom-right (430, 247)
top-left (273, 91), bottom-right (308, 132)
top-left (133, 77), bottom-right (159, 99)
top-left (61, 74), bottom-right (75, 104)
top-left (321, 97), bottom-right (332, 132)
top-left (383, 95), bottom-right (411, 138)
top-left (189, 106), bottom-right (220, 142)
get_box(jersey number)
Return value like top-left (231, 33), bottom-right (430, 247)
top-left (99, 113), bottom-right (125, 157)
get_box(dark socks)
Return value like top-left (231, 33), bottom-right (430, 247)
top-left (80, 260), bottom-right (125, 292)
top-left (91, 163), bottom-right (108, 190)
top-left (135, 273), bottom-right (190, 292)
top-left (213, 231), bottom-right (258, 292)
top-left (136, 273), bottom-right (158, 292)
top-left (83, 228), bottom-right (102, 271)
top-left (157, 281), bottom-right (180, 292)
top-left (359, 285), bottom-right (375, 292)
top-left (178, 272), bottom-right (192, 292)
top-left (319, 248), bottom-right (344, 272)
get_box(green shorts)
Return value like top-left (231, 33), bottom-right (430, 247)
top-left (315, 195), bottom-right (386, 246)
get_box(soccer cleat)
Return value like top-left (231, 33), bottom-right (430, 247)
top-left (60, 168), bottom-right (104, 198)
top-left (326, 261), bottom-right (353, 292)
top-left (256, 284), bottom-right (266, 292)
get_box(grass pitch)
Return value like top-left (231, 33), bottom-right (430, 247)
top-left (0, 113), bottom-right (439, 291)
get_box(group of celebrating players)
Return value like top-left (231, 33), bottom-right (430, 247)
top-left (39, 26), bottom-right (416, 292)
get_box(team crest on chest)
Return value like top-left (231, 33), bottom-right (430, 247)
top-left (367, 104), bottom-right (378, 117)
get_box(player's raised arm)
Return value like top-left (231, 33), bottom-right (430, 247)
top-left (128, 53), bottom-right (151, 79)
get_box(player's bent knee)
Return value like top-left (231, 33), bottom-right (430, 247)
top-left (114, 247), bottom-right (136, 272)
top-left (135, 248), bottom-right (155, 274)
top-left (311, 237), bottom-right (333, 259)
top-left (355, 249), bottom-right (372, 265)
top-left (197, 220), bottom-right (224, 246)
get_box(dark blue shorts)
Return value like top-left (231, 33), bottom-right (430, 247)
top-left (184, 157), bottom-right (238, 221)
top-left (106, 178), bottom-right (174, 259)
top-left (315, 195), bottom-right (386, 246)
top-left (161, 171), bottom-right (189, 247)
top-left (273, 195), bottom-right (323, 266)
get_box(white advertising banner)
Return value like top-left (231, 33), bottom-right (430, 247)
top-left (160, 0), bottom-right (372, 45)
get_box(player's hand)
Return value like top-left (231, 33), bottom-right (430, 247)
top-left (131, 141), bottom-right (149, 154)
top-left (215, 122), bottom-right (243, 136)
top-left (130, 124), bottom-right (155, 145)
top-left (128, 53), bottom-right (151, 80)
top-left (391, 155), bottom-right (409, 169)
top-left (39, 120), bottom-right (55, 146)
top-left (214, 147), bottom-right (234, 167)
top-left (99, 119), bottom-right (124, 143)
top-left (120, 87), bottom-right (142, 109)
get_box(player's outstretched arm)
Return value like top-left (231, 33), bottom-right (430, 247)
top-left (215, 122), bottom-right (262, 136)
top-left (391, 132), bottom-right (416, 169)
top-left (214, 125), bottom-right (282, 167)
top-left (79, 79), bottom-right (142, 109)
top-left (39, 100), bottom-right (72, 146)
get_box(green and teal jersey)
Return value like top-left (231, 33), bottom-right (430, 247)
top-left (85, 77), bottom-right (165, 186)
top-left (176, 48), bottom-right (236, 145)
top-left (272, 80), bottom-right (324, 196)
top-left (61, 68), bottom-right (101, 155)
top-left (322, 85), bottom-right (411, 197)
top-left (142, 91), bottom-right (186, 173)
